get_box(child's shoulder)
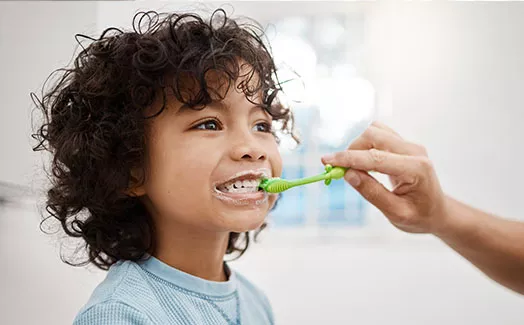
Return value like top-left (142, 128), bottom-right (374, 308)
top-left (233, 269), bottom-right (274, 321)
top-left (83, 260), bottom-right (144, 305)
top-left (73, 260), bottom-right (163, 324)
top-left (234, 270), bottom-right (269, 300)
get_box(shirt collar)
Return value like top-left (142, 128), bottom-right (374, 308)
top-left (138, 255), bottom-right (237, 297)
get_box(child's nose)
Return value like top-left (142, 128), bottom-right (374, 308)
top-left (230, 139), bottom-right (267, 162)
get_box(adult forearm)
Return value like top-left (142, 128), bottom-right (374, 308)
top-left (435, 196), bottom-right (524, 294)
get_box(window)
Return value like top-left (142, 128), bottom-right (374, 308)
top-left (266, 13), bottom-right (374, 228)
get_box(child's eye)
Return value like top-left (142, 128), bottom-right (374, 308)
top-left (253, 121), bottom-right (272, 133)
top-left (194, 119), bottom-right (222, 131)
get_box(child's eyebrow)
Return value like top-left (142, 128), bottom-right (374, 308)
top-left (175, 101), bottom-right (269, 117)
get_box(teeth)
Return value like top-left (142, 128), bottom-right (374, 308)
top-left (221, 185), bottom-right (258, 193)
top-left (216, 170), bottom-right (270, 194)
top-left (243, 180), bottom-right (257, 188)
top-left (234, 180), bottom-right (242, 189)
top-left (227, 187), bottom-right (258, 193)
top-left (218, 178), bottom-right (261, 193)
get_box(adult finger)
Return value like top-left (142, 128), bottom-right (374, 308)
top-left (349, 125), bottom-right (415, 155)
top-left (344, 168), bottom-right (402, 216)
top-left (370, 121), bottom-right (402, 138)
top-left (322, 149), bottom-right (428, 178)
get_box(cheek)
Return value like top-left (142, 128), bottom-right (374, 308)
top-left (144, 139), bottom-right (218, 218)
top-left (145, 162), bottom-right (214, 224)
top-left (268, 145), bottom-right (283, 177)
top-left (267, 194), bottom-right (279, 212)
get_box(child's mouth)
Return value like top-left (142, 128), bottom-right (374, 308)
top-left (216, 178), bottom-right (262, 194)
top-left (213, 170), bottom-right (270, 206)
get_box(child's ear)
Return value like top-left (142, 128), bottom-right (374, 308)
top-left (125, 168), bottom-right (146, 197)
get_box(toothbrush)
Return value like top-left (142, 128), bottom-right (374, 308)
top-left (258, 164), bottom-right (348, 193)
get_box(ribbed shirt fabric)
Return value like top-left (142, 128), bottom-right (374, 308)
top-left (73, 256), bottom-right (274, 325)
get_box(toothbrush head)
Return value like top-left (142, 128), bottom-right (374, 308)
top-left (258, 177), bottom-right (292, 193)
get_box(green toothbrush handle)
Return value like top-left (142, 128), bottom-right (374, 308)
top-left (323, 165), bottom-right (348, 185)
top-left (287, 164), bottom-right (348, 188)
top-left (258, 165), bottom-right (349, 193)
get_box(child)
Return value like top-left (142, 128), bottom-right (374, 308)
top-left (33, 9), bottom-right (297, 325)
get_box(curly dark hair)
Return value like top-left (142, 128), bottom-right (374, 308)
top-left (32, 9), bottom-right (298, 270)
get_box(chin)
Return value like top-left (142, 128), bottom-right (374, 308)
top-left (219, 208), bottom-right (268, 233)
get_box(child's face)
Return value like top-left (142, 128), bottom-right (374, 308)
top-left (138, 76), bottom-right (282, 233)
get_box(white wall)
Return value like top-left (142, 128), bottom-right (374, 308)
top-left (368, 2), bottom-right (524, 222)
top-left (1, 2), bottom-right (524, 325)
top-left (0, 3), bottom-right (100, 324)
top-left (0, 1), bottom-right (98, 188)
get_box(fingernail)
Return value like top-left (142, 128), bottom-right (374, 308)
top-left (322, 154), bottom-right (335, 161)
top-left (345, 170), bottom-right (361, 187)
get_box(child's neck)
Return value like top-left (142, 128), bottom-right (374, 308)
top-left (153, 222), bottom-right (230, 282)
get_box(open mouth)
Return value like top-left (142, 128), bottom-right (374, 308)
top-left (213, 169), bottom-right (271, 206)
top-left (214, 169), bottom-right (270, 194)
top-left (215, 174), bottom-right (264, 194)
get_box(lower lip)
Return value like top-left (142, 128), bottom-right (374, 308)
top-left (212, 188), bottom-right (269, 206)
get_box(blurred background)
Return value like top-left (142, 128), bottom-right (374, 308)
top-left (1, 1), bottom-right (524, 324)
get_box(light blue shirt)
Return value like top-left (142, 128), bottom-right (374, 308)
top-left (73, 256), bottom-right (274, 325)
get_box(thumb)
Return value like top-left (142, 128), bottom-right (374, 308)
top-left (344, 169), bottom-right (399, 215)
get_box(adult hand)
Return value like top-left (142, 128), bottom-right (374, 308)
top-left (323, 122), bottom-right (524, 295)
top-left (322, 122), bottom-right (450, 235)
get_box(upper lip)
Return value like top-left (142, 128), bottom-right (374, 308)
top-left (213, 168), bottom-right (272, 188)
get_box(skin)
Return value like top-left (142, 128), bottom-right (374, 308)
top-left (322, 122), bottom-right (524, 294)
top-left (132, 72), bottom-right (282, 282)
